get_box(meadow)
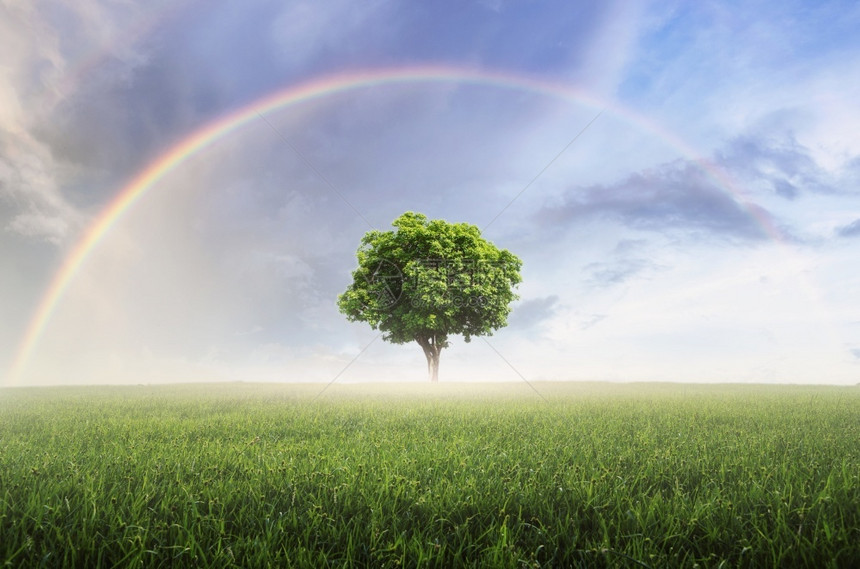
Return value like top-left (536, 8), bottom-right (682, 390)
top-left (1, 381), bottom-right (858, 568)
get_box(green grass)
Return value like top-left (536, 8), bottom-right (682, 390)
top-left (1, 381), bottom-right (858, 568)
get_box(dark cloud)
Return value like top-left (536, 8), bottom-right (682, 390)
top-left (33, 34), bottom-right (243, 183)
top-left (509, 295), bottom-right (559, 329)
top-left (837, 219), bottom-right (860, 238)
top-left (25, 0), bottom-right (624, 214)
top-left (715, 133), bottom-right (834, 199)
top-left (851, 348), bottom-right (860, 360)
top-left (537, 160), bottom-right (773, 240)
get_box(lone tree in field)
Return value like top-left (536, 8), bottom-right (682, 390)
top-left (338, 212), bottom-right (522, 382)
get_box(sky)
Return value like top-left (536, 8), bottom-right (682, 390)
top-left (2, 0), bottom-right (860, 387)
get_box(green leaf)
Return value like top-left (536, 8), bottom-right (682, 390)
top-left (337, 212), bottom-right (522, 377)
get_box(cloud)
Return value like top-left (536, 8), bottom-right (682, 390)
top-left (584, 257), bottom-right (659, 287)
top-left (575, 238), bottom-right (665, 290)
top-left (508, 295), bottom-right (559, 329)
top-left (619, 1), bottom-right (860, 169)
top-left (851, 348), bottom-right (860, 360)
top-left (577, 313), bottom-right (606, 331)
top-left (715, 131), bottom-right (835, 199)
top-left (0, 131), bottom-right (80, 244)
top-left (0, 4), bottom-right (76, 244)
top-left (5, 211), bottom-right (70, 243)
top-left (837, 219), bottom-right (860, 238)
top-left (537, 159), bottom-right (773, 240)
top-left (532, 125), bottom-right (860, 244)
top-left (0, 2), bottom-right (173, 244)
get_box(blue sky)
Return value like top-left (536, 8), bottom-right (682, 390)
top-left (2, 0), bottom-right (859, 386)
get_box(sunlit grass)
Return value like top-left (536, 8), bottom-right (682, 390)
top-left (1, 382), bottom-right (858, 567)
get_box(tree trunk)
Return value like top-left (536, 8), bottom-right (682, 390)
top-left (416, 335), bottom-right (442, 383)
top-left (427, 347), bottom-right (439, 383)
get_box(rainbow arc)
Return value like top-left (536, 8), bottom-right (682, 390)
top-left (5, 65), bottom-right (778, 386)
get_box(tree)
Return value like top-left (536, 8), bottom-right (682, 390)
top-left (337, 212), bottom-right (522, 382)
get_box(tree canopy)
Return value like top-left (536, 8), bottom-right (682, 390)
top-left (337, 212), bottom-right (522, 382)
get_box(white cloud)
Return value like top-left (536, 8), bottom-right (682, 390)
top-left (0, 3), bottom-right (75, 244)
top-left (6, 211), bottom-right (69, 244)
top-left (0, 1), bottom-right (173, 246)
top-left (623, 1), bottom-right (860, 159)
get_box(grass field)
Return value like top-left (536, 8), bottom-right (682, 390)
top-left (1, 381), bottom-right (858, 568)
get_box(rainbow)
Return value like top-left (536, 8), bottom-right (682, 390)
top-left (5, 64), bottom-right (779, 386)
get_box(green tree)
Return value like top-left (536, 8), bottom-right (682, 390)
top-left (338, 212), bottom-right (522, 382)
